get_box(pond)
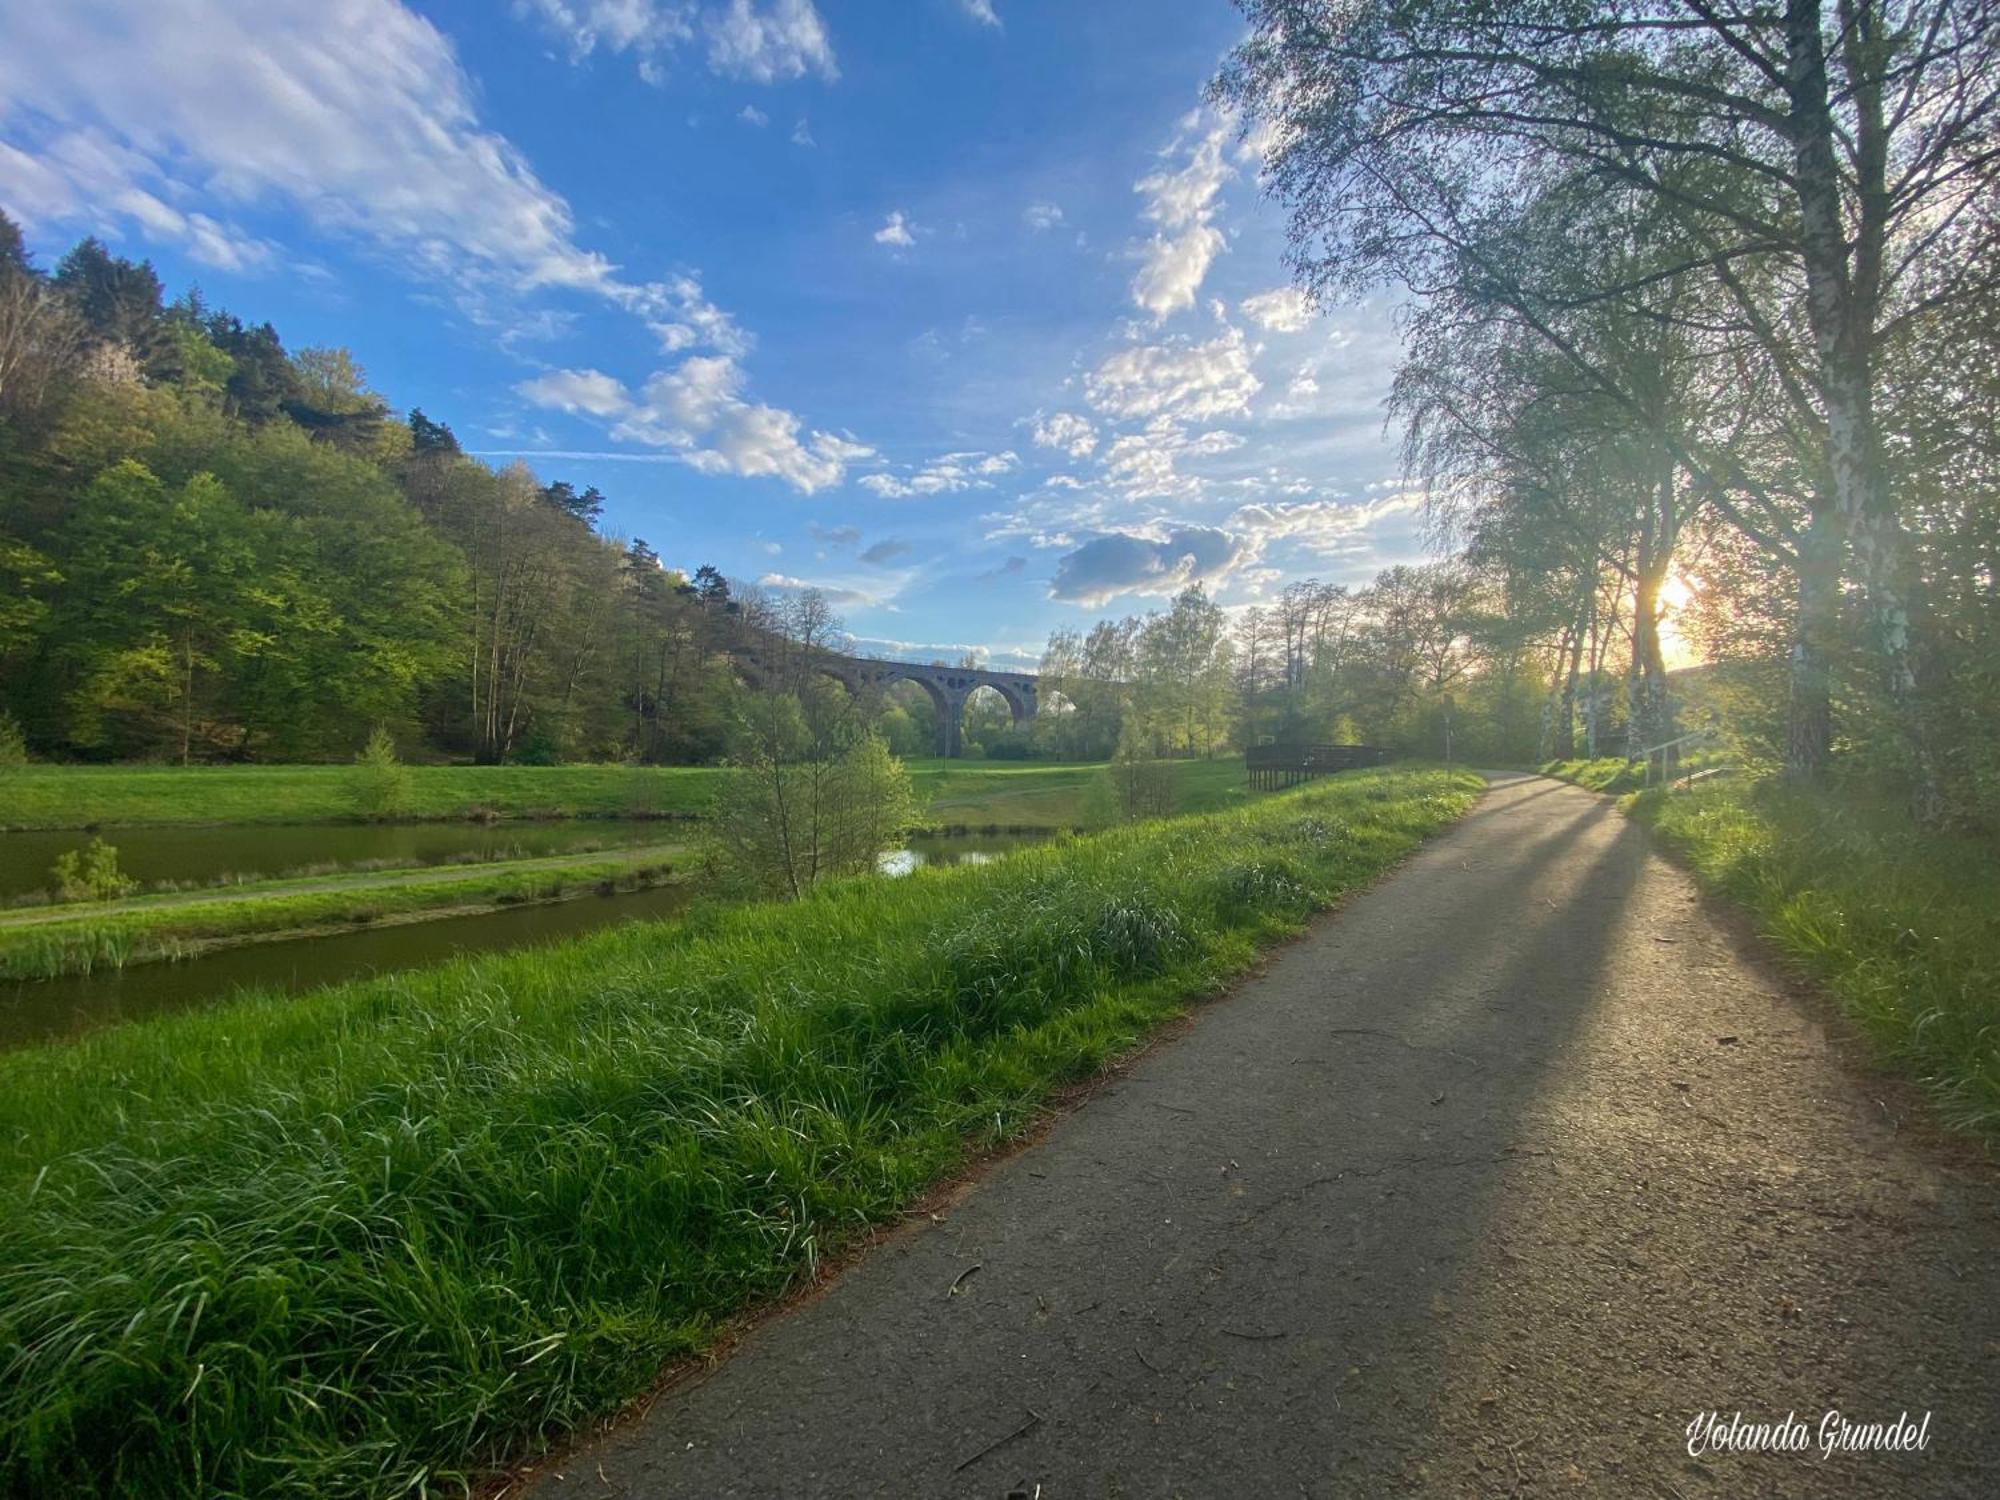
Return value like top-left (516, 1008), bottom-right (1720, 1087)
top-left (0, 830), bottom-right (1055, 1050)
top-left (0, 819), bottom-right (683, 904)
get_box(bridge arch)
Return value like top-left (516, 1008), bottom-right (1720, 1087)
top-left (728, 639), bottom-right (1043, 758)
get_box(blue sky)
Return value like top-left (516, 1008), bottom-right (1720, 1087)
top-left (0, 0), bottom-right (1429, 669)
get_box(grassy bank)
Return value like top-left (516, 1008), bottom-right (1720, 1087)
top-left (1631, 778), bottom-right (2000, 1136)
top-left (0, 846), bottom-right (681, 982)
top-left (0, 764), bottom-right (719, 829)
top-left (0, 757), bottom-right (1253, 833)
top-left (0, 765), bottom-right (1479, 1498)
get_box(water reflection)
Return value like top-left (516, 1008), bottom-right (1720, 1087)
top-left (0, 819), bottom-right (678, 902)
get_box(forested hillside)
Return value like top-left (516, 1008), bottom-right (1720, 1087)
top-left (0, 213), bottom-right (745, 766)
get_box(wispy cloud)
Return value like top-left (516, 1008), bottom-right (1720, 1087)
top-left (518, 0), bottom-right (838, 85)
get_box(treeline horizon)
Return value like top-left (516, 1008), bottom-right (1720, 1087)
top-left (0, 207), bottom-right (1628, 777)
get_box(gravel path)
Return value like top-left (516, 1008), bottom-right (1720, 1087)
top-left (527, 772), bottom-right (2000, 1498)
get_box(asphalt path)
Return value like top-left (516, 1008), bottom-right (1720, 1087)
top-left (529, 772), bottom-right (2000, 1498)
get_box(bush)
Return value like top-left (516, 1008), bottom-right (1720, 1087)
top-left (348, 725), bottom-right (411, 818)
top-left (48, 838), bottom-right (137, 903)
top-left (0, 712), bottom-right (26, 769)
top-left (705, 727), bottom-right (922, 898)
top-left (1100, 726), bottom-right (1178, 824)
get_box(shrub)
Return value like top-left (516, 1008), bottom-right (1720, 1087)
top-left (349, 725), bottom-right (411, 818)
top-left (0, 712), bottom-right (26, 769)
top-left (48, 838), bottom-right (137, 903)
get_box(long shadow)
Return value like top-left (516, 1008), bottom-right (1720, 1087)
top-left (528, 777), bottom-right (1664, 1497)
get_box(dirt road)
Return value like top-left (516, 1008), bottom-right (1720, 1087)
top-left (529, 772), bottom-right (2000, 1498)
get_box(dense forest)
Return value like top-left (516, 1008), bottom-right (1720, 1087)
top-left (0, 212), bottom-right (764, 766)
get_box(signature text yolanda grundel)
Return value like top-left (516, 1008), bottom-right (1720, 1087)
top-left (1687, 1410), bottom-right (1933, 1462)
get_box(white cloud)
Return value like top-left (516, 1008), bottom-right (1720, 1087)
top-left (642, 272), bottom-right (754, 357)
top-left (517, 1), bottom-right (692, 63)
top-left (1100, 420), bottom-right (1244, 499)
top-left (521, 0), bottom-right (837, 84)
top-left (960, 0), bottom-right (1002, 28)
top-left (874, 210), bottom-right (916, 248)
top-left (1240, 286), bottom-right (1312, 333)
top-left (1084, 327), bottom-right (1261, 424)
top-left (0, 0), bottom-right (629, 305)
top-left (1023, 200), bottom-right (1065, 231)
top-left (739, 104), bottom-right (770, 127)
top-left (705, 0), bottom-right (839, 82)
top-left (757, 572), bottom-right (885, 609)
top-left (860, 450), bottom-right (1018, 498)
top-left (791, 117), bottom-right (816, 147)
top-left (517, 358), bottom-right (871, 494)
top-left (1030, 411), bottom-right (1098, 459)
top-left (1130, 110), bottom-right (1234, 321)
top-left (516, 367), bottom-right (633, 418)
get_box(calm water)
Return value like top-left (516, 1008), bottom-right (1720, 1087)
top-left (0, 820), bottom-right (679, 903)
top-left (0, 830), bottom-right (1052, 1049)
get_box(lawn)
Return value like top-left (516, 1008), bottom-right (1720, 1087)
top-left (1631, 776), bottom-right (2000, 1136)
top-left (0, 843), bottom-right (684, 982)
top-left (0, 757), bottom-right (1256, 832)
top-left (0, 765), bottom-right (1479, 1499)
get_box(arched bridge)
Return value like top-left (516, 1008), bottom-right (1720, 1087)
top-left (735, 644), bottom-right (1040, 757)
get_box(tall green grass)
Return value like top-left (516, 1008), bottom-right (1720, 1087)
top-left (1633, 777), bottom-right (2000, 1135)
top-left (0, 766), bottom-right (1478, 1498)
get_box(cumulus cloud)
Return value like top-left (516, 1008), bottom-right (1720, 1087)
top-left (791, 117), bottom-right (816, 147)
top-left (861, 450), bottom-right (1017, 498)
top-left (517, 358), bottom-right (871, 493)
top-left (1084, 327), bottom-right (1260, 424)
top-left (960, 0), bottom-right (1002, 25)
top-left (521, 0), bottom-right (837, 84)
top-left (1042, 493), bottom-right (1422, 608)
top-left (874, 210), bottom-right (916, 248)
top-left (1049, 526), bottom-right (1246, 606)
top-left (1029, 411), bottom-right (1098, 459)
top-left (1130, 110), bottom-right (1234, 321)
top-left (1024, 200), bottom-right (1064, 231)
top-left (739, 104), bottom-right (770, 127)
top-left (1240, 286), bottom-right (1312, 333)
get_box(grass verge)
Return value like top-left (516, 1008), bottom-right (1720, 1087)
top-left (0, 765), bottom-right (1478, 1498)
top-left (1631, 777), bottom-right (2000, 1136)
top-left (1539, 756), bottom-right (1649, 793)
top-left (0, 848), bottom-right (681, 981)
top-left (0, 759), bottom-right (1249, 832)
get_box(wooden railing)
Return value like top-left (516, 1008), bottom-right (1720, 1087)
top-left (1244, 743), bottom-right (1393, 791)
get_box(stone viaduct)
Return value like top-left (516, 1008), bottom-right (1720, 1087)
top-left (734, 641), bottom-right (1041, 758)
